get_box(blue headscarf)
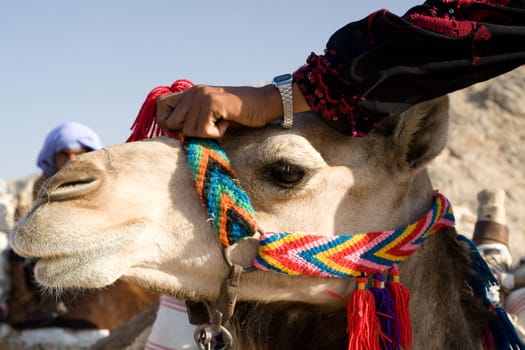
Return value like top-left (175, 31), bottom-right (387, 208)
top-left (37, 122), bottom-right (103, 176)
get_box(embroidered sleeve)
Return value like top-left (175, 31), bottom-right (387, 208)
top-left (293, 0), bottom-right (525, 136)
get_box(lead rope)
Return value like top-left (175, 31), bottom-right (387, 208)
top-left (128, 79), bottom-right (524, 350)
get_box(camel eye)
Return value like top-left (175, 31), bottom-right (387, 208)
top-left (267, 161), bottom-right (306, 188)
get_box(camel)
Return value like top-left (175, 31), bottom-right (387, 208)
top-left (11, 95), bottom-right (515, 349)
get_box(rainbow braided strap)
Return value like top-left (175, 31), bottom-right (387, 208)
top-left (183, 137), bottom-right (258, 246)
top-left (253, 193), bottom-right (454, 277)
top-left (181, 134), bottom-right (455, 276)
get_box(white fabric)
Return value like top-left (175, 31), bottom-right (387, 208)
top-left (476, 242), bottom-right (513, 268)
top-left (500, 272), bottom-right (516, 291)
top-left (507, 288), bottom-right (525, 330)
top-left (145, 295), bottom-right (198, 350)
top-left (0, 325), bottom-right (109, 349)
top-left (476, 242), bottom-right (513, 305)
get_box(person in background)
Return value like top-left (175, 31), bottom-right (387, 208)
top-left (0, 179), bottom-right (14, 321)
top-left (473, 189), bottom-right (516, 301)
top-left (7, 122), bottom-right (158, 341)
top-left (0, 123), bottom-right (102, 325)
top-left (32, 122), bottom-right (102, 200)
top-left (8, 122), bottom-right (103, 329)
top-left (473, 188), bottom-right (525, 340)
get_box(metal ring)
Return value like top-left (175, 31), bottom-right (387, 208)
top-left (193, 324), bottom-right (233, 350)
top-left (222, 239), bottom-right (256, 272)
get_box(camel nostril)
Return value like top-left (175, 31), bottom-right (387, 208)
top-left (46, 177), bottom-right (101, 202)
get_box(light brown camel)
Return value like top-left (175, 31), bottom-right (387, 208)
top-left (11, 96), bottom-right (497, 349)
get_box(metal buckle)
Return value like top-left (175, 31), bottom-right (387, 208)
top-left (194, 323), bottom-right (233, 350)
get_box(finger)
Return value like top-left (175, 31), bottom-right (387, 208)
top-left (182, 102), bottom-right (201, 136)
top-left (156, 108), bottom-right (171, 130)
top-left (156, 92), bottom-right (186, 129)
top-left (197, 111), bottom-right (222, 138)
top-left (193, 99), bottom-right (222, 138)
top-left (164, 96), bottom-right (194, 131)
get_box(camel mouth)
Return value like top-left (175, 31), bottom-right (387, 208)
top-left (34, 253), bottom-right (124, 289)
top-left (31, 237), bottom-right (133, 288)
top-left (46, 177), bottom-right (101, 202)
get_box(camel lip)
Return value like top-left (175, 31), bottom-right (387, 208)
top-left (13, 232), bottom-right (133, 260)
top-left (33, 252), bottom-right (124, 289)
top-left (35, 253), bottom-right (91, 269)
top-left (12, 244), bottom-right (95, 262)
top-left (12, 220), bottom-right (144, 260)
top-left (33, 238), bottom-right (129, 271)
top-left (32, 252), bottom-right (95, 285)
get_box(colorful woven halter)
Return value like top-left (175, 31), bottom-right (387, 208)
top-left (183, 136), bottom-right (455, 278)
top-left (183, 138), bottom-right (257, 247)
top-left (127, 79), bottom-right (524, 350)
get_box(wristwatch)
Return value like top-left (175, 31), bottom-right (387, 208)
top-left (272, 73), bottom-right (294, 129)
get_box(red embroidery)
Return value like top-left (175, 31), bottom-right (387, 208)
top-left (472, 24), bottom-right (492, 64)
top-left (292, 0), bottom-right (521, 137)
top-left (294, 52), bottom-right (369, 136)
top-left (407, 13), bottom-right (476, 37)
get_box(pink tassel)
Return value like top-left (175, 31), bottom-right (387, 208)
top-left (386, 265), bottom-right (412, 350)
top-left (127, 79), bottom-right (194, 142)
top-left (347, 276), bottom-right (381, 350)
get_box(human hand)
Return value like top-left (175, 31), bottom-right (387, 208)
top-left (156, 84), bottom-right (281, 138)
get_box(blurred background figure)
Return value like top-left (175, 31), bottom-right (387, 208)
top-left (32, 122), bottom-right (103, 200)
top-left (473, 188), bottom-right (525, 340)
top-left (0, 178), bottom-right (14, 321)
top-left (473, 188), bottom-right (513, 303)
top-left (2, 122), bottom-right (159, 349)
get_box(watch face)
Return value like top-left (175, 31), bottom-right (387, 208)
top-left (273, 73), bottom-right (292, 84)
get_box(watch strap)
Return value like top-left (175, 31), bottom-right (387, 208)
top-left (272, 74), bottom-right (294, 129)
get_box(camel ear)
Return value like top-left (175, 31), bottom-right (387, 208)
top-left (389, 95), bottom-right (450, 171)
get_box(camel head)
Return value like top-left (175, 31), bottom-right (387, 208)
top-left (12, 96), bottom-right (449, 305)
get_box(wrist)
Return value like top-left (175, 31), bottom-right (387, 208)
top-left (260, 82), bottom-right (310, 126)
top-left (261, 84), bottom-right (285, 124)
top-left (292, 83), bottom-right (310, 113)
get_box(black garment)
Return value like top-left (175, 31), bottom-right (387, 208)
top-left (293, 0), bottom-right (525, 135)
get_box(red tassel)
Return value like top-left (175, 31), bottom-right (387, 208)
top-left (347, 276), bottom-right (381, 350)
top-left (386, 265), bottom-right (412, 350)
top-left (481, 325), bottom-right (496, 350)
top-left (127, 79), bottom-right (194, 142)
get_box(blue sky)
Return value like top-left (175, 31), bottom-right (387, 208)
top-left (0, 0), bottom-right (421, 180)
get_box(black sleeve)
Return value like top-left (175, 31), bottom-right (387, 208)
top-left (293, 0), bottom-right (525, 136)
